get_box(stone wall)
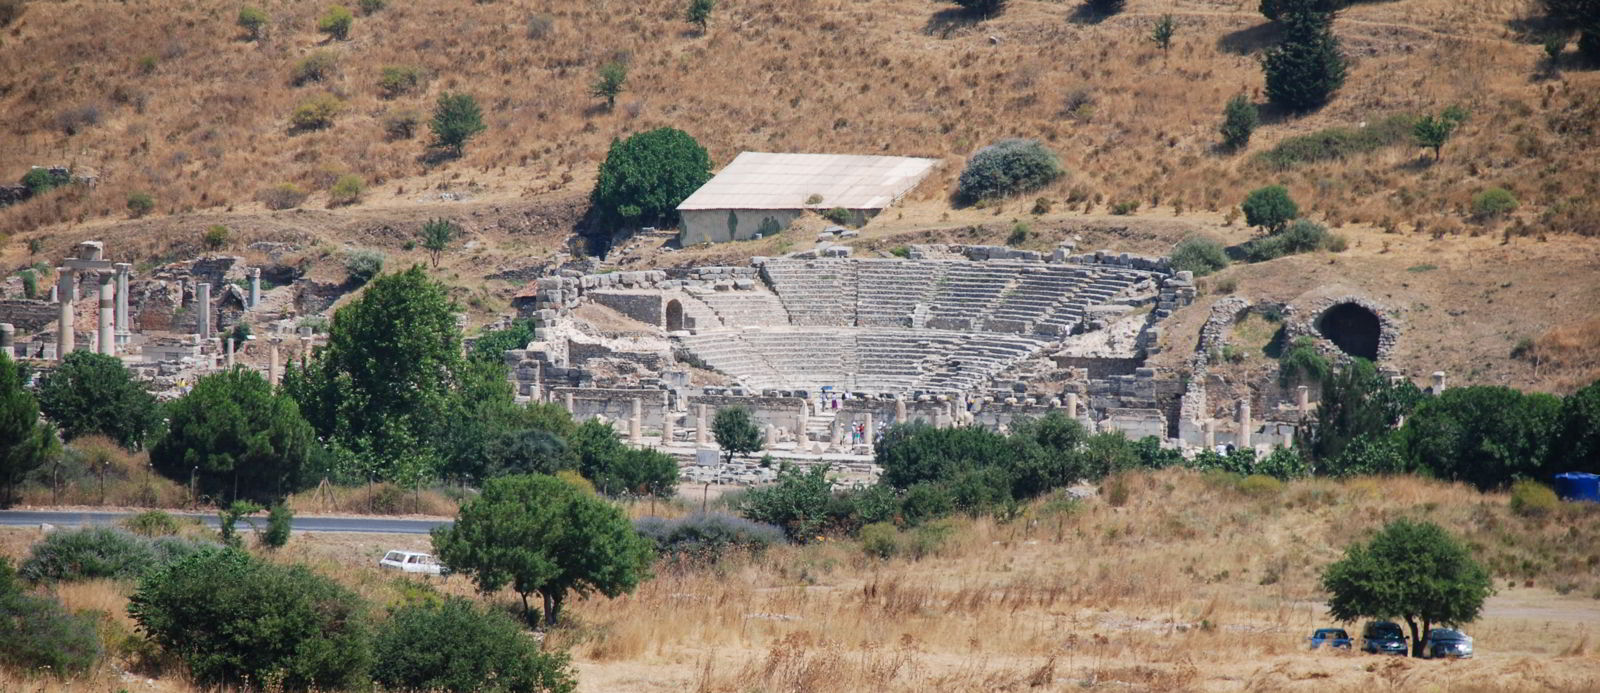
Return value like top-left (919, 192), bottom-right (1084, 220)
top-left (679, 209), bottom-right (804, 246)
top-left (587, 291), bottom-right (664, 327)
top-left (0, 300), bottom-right (58, 331)
top-left (552, 387), bottom-right (667, 429)
top-left (687, 394), bottom-right (809, 434)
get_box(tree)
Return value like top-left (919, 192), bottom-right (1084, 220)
top-left (430, 92), bottom-right (486, 156)
top-left (262, 504), bottom-right (292, 549)
top-left (1322, 519), bottom-right (1492, 657)
top-left (1006, 412), bottom-right (1090, 498)
top-left (152, 368), bottom-right (318, 504)
top-left (317, 5), bottom-right (353, 40)
top-left (374, 597), bottom-right (576, 693)
top-left (237, 6), bottom-right (268, 40)
top-left (128, 548), bottom-right (373, 689)
top-left (591, 61), bottom-right (627, 111)
top-left (126, 192), bottom-right (155, 218)
top-left (591, 127), bottom-right (712, 231)
top-left (431, 474), bottom-right (653, 626)
top-left (469, 319), bottom-right (536, 363)
top-left (1241, 185), bottom-right (1299, 233)
top-left (955, 139), bottom-right (1064, 204)
top-left (1260, 0), bottom-right (1343, 21)
top-left (37, 352), bottom-right (158, 450)
top-left (1220, 94), bottom-right (1259, 151)
top-left (420, 218), bottom-right (456, 268)
top-left (1555, 380), bottom-right (1600, 471)
top-left (1302, 359), bottom-right (1422, 465)
top-left (1262, 10), bottom-right (1347, 112)
top-left (0, 353), bottom-right (60, 506)
top-left (1150, 14), bottom-right (1176, 54)
top-left (737, 463), bottom-right (841, 541)
top-left (686, 0), bottom-right (715, 31)
top-left (1543, 0), bottom-right (1600, 61)
top-left (712, 407), bottom-right (762, 464)
top-left (1084, 0), bottom-right (1125, 15)
top-left (953, 0), bottom-right (1007, 16)
top-left (284, 267), bottom-right (470, 482)
top-left (1412, 114), bottom-right (1458, 162)
top-left (1400, 386), bottom-right (1563, 490)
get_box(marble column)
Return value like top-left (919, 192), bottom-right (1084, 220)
top-left (248, 267), bottom-right (261, 308)
top-left (1237, 398), bottom-right (1252, 449)
top-left (630, 397), bottom-right (643, 444)
top-left (268, 339), bottom-right (280, 385)
top-left (863, 413), bottom-right (875, 455)
top-left (895, 397), bottom-right (907, 425)
top-left (564, 391), bottom-right (576, 414)
top-left (661, 412), bottom-right (674, 445)
top-left (1431, 371), bottom-right (1447, 394)
top-left (1203, 419), bottom-right (1215, 450)
top-left (696, 404), bottom-right (710, 446)
top-left (114, 264), bottom-right (131, 347)
top-left (56, 268), bottom-right (75, 360)
top-left (1296, 385), bottom-right (1310, 415)
top-left (97, 273), bottom-right (114, 355)
top-left (196, 283), bottom-right (212, 339)
top-left (1066, 392), bottom-right (1080, 420)
top-left (226, 339), bottom-right (236, 367)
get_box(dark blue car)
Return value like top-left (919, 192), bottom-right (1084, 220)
top-left (1361, 621), bottom-right (1409, 655)
top-left (1307, 628), bottom-right (1352, 650)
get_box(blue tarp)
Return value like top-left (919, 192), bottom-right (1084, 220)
top-left (1553, 472), bottom-right (1600, 503)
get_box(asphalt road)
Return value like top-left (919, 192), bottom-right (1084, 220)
top-left (0, 510), bottom-right (449, 535)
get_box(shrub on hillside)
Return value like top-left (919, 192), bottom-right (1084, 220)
top-left (1256, 114), bottom-right (1415, 169)
top-left (126, 192), bottom-right (155, 218)
top-left (343, 248), bottom-right (384, 285)
top-left (237, 6), bottom-right (267, 40)
top-left (859, 521), bottom-right (899, 559)
top-left (1509, 479), bottom-right (1560, 517)
top-left (1242, 218), bottom-right (1337, 261)
top-left (1262, 11), bottom-right (1347, 112)
top-left (1169, 236), bottom-right (1229, 276)
top-left (21, 167), bottom-right (71, 195)
top-left (202, 224), bottom-right (229, 251)
top-left (0, 558), bottom-right (102, 676)
top-left (317, 5), bottom-right (353, 40)
top-left (1277, 336), bottom-right (1330, 387)
top-left (374, 597), bottom-right (575, 693)
top-left (19, 528), bottom-right (214, 583)
top-left (591, 127), bottom-right (712, 231)
top-left (290, 94), bottom-right (342, 131)
top-left (1241, 185), bottom-right (1298, 233)
top-left (55, 104), bottom-right (101, 136)
top-left (122, 510), bottom-right (183, 536)
top-left (357, 0), bottom-right (385, 14)
top-left (951, 0), bottom-right (1006, 16)
top-left (260, 182), bottom-right (309, 209)
top-left (956, 139), bottom-right (1064, 203)
top-left (291, 50), bottom-right (339, 86)
top-left (1220, 94), bottom-right (1259, 151)
top-left (378, 65), bottom-right (428, 98)
top-left (382, 109), bottom-right (421, 140)
top-left (633, 513), bottom-right (785, 559)
top-left (429, 92), bottom-right (486, 155)
top-left (1471, 187), bottom-right (1518, 220)
top-left (129, 549), bottom-right (373, 690)
top-left (329, 174), bottom-right (365, 206)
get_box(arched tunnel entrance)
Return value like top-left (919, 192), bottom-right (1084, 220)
top-left (1316, 303), bottom-right (1382, 360)
top-left (665, 299), bottom-right (684, 332)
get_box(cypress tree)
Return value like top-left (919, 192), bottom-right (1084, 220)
top-left (1262, 11), bottom-right (1347, 112)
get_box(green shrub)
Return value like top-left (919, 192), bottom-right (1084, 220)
top-left (237, 6), bottom-right (267, 39)
top-left (633, 513), bottom-right (785, 559)
top-left (128, 549), bottom-right (373, 690)
top-left (956, 139), bottom-right (1063, 203)
top-left (202, 224), bottom-right (229, 251)
top-left (126, 192), bottom-right (155, 218)
top-left (20, 167), bottom-right (71, 195)
top-left (378, 65), bottom-right (428, 98)
top-left (291, 50), bottom-right (338, 86)
top-left (904, 521), bottom-right (953, 559)
top-left (329, 174), bottom-right (365, 206)
top-left (262, 504), bottom-right (293, 549)
top-left (357, 0), bottom-right (385, 14)
top-left (1237, 474), bottom-right (1284, 496)
top-left (1241, 185), bottom-right (1298, 233)
top-left (260, 182), bottom-right (308, 210)
top-left (1471, 187), bottom-right (1519, 220)
top-left (1110, 200), bottom-right (1139, 215)
top-left (1257, 114), bottom-right (1416, 169)
top-left (1220, 94), bottom-right (1259, 151)
top-left (1242, 218), bottom-right (1333, 261)
top-left (19, 528), bottom-right (214, 583)
top-left (317, 5), bottom-right (353, 40)
top-left (1007, 221), bottom-right (1030, 246)
top-left (123, 510), bottom-right (182, 536)
top-left (343, 248), bottom-right (385, 285)
top-left (1509, 479), bottom-right (1559, 517)
top-left (890, 246), bottom-right (911, 258)
top-left (822, 207), bottom-right (852, 225)
top-left (20, 269), bottom-right (38, 299)
top-left (0, 558), bottom-right (102, 675)
top-left (290, 93), bottom-right (342, 131)
top-left (374, 596), bottom-right (575, 693)
top-left (1169, 236), bottom-right (1228, 276)
top-left (1278, 336), bottom-right (1330, 386)
top-left (859, 521), bottom-right (899, 559)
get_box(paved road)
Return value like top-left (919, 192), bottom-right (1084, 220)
top-left (0, 510), bottom-right (449, 535)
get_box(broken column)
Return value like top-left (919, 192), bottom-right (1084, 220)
top-left (1066, 392), bottom-right (1080, 420)
top-left (696, 404), bottom-right (710, 447)
top-left (1296, 385), bottom-right (1310, 415)
top-left (661, 412), bottom-right (674, 445)
top-left (563, 391), bottom-right (576, 415)
top-left (97, 273), bottom-right (114, 355)
top-left (895, 397), bottom-right (907, 424)
top-left (0, 323), bottom-right (13, 358)
top-left (1431, 371), bottom-right (1447, 394)
top-left (299, 334), bottom-right (312, 368)
top-left (56, 268), bottom-right (75, 360)
top-left (114, 263), bottom-right (131, 348)
top-left (630, 397), bottom-right (643, 444)
top-left (1237, 398), bottom-right (1252, 449)
top-left (763, 424), bottom-right (777, 449)
top-left (248, 267), bottom-right (261, 308)
top-left (1203, 419), bottom-right (1216, 450)
top-left (268, 339), bottom-right (280, 385)
top-left (226, 338), bottom-right (236, 368)
top-left (196, 283), bottom-right (212, 339)
top-left (863, 413), bottom-right (875, 455)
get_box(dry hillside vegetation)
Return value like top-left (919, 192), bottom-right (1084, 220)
top-left (1, 0), bottom-right (1596, 238)
top-left (4, 470), bottom-right (1600, 692)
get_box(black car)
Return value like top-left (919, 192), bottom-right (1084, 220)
top-left (1423, 628), bottom-right (1474, 659)
top-left (1360, 621), bottom-right (1408, 655)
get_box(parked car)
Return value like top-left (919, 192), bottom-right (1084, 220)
top-left (1360, 621), bottom-right (1409, 655)
top-left (379, 550), bottom-right (444, 576)
top-left (1423, 628), bottom-right (1474, 659)
top-left (1307, 628), bottom-right (1352, 650)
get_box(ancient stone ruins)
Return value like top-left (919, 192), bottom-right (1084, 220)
top-left (1, 239), bottom-right (1412, 487)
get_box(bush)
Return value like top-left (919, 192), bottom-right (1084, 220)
top-left (822, 207), bottom-right (852, 225)
top-left (591, 127), bottom-right (712, 231)
top-left (237, 6), bottom-right (267, 39)
top-left (1241, 185), bottom-right (1298, 233)
top-left (291, 50), bottom-right (338, 86)
top-left (1257, 114), bottom-right (1416, 169)
top-left (378, 65), bottom-right (428, 98)
top-left (19, 269), bottom-right (37, 299)
top-left (383, 109), bottom-right (421, 140)
top-left (343, 248), bottom-right (384, 285)
top-left (126, 192), bottom-right (155, 218)
top-left (429, 92), bottom-right (486, 155)
top-left (290, 93), bottom-right (342, 131)
top-left (329, 174), bottom-right (365, 206)
top-left (591, 60), bottom-right (627, 110)
top-left (633, 513), bottom-right (785, 559)
top-left (0, 0), bottom-right (25, 27)
top-left (1278, 336), bottom-right (1330, 386)
top-left (260, 182), bottom-right (309, 209)
top-left (202, 224), bottom-right (229, 251)
top-left (1220, 94), bottom-right (1259, 150)
top-left (123, 510), bottom-right (182, 536)
top-left (1509, 479), bottom-right (1560, 517)
top-left (262, 504), bottom-right (292, 548)
top-left (1242, 218), bottom-right (1334, 261)
top-left (129, 549), bottom-right (373, 690)
top-left (1237, 474), bottom-right (1285, 496)
top-left (1110, 200), bottom-right (1139, 215)
top-left (55, 104), bottom-right (101, 135)
top-left (357, 0), bottom-right (385, 14)
top-left (19, 528), bottom-right (214, 583)
top-left (956, 139), bottom-right (1064, 203)
top-left (1169, 236), bottom-right (1228, 276)
top-left (374, 597), bottom-right (575, 693)
top-left (1262, 11), bottom-right (1347, 112)
top-left (1007, 221), bottom-right (1030, 246)
top-left (0, 558), bottom-right (102, 675)
top-left (317, 5), bottom-right (353, 40)
top-left (1472, 187), bottom-right (1518, 220)
top-left (859, 521), bottom-right (899, 559)
top-left (20, 167), bottom-right (71, 195)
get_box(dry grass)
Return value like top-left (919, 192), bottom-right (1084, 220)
top-left (17, 436), bottom-right (189, 509)
top-left (1, 0), bottom-right (1596, 245)
top-left (284, 481), bottom-right (459, 516)
top-left (1518, 317), bottom-right (1600, 392)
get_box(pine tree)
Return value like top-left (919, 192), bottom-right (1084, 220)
top-left (1262, 11), bottom-right (1347, 112)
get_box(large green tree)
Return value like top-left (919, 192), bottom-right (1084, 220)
top-left (0, 354), bottom-right (60, 506)
top-left (590, 127), bottom-right (712, 232)
top-left (37, 351), bottom-right (158, 449)
top-left (1555, 380), bottom-right (1600, 471)
top-left (1399, 385), bottom-right (1563, 490)
top-left (566, 418), bottom-right (677, 497)
top-left (1302, 359), bottom-right (1423, 466)
top-left (1544, 0), bottom-right (1600, 60)
top-left (1322, 519), bottom-right (1492, 657)
top-left (151, 368), bottom-right (318, 504)
top-left (711, 406), bottom-right (762, 465)
top-left (1262, 10), bottom-right (1347, 112)
top-left (1241, 185), bottom-right (1299, 233)
top-left (432, 474), bottom-right (653, 625)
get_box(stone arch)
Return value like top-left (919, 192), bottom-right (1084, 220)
top-left (665, 299), bottom-right (685, 332)
top-left (1315, 302), bottom-right (1382, 360)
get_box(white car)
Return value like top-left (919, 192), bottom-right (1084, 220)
top-left (378, 550), bottom-right (444, 576)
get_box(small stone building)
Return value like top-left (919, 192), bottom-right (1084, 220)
top-left (675, 152), bottom-right (939, 245)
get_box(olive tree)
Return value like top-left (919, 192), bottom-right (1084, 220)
top-left (1322, 519), bottom-right (1492, 657)
top-left (712, 406), bottom-right (762, 464)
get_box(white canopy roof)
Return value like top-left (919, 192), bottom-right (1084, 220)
top-left (677, 152), bottom-right (939, 211)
